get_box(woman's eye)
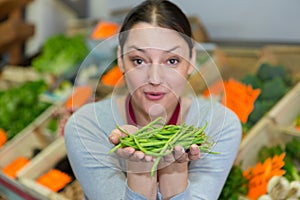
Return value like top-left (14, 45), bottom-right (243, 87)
top-left (167, 58), bottom-right (179, 65)
top-left (132, 58), bottom-right (144, 66)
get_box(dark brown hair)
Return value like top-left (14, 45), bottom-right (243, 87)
top-left (118, 0), bottom-right (193, 56)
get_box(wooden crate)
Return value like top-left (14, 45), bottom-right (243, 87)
top-left (17, 137), bottom-right (83, 200)
top-left (261, 45), bottom-right (300, 80)
top-left (266, 81), bottom-right (300, 136)
top-left (0, 0), bottom-right (35, 65)
top-left (235, 118), bottom-right (298, 171)
top-left (218, 46), bottom-right (262, 80)
top-left (236, 81), bottom-right (300, 170)
top-left (0, 66), bottom-right (57, 150)
top-left (0, 104), bottom-right (60, 174)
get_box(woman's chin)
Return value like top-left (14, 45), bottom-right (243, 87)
top-left (147, 103), bottom-right (167, 121)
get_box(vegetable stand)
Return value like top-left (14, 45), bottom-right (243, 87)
top-left (217, 47), bottom-right (300, 199)
top-left (1, 42), bottom-right (300, 199)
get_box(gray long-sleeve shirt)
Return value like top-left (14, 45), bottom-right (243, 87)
top-left (64, 96), bottom-right (242, 200)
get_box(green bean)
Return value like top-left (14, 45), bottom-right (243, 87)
top-left (109, 117), bottom-right (218, 177)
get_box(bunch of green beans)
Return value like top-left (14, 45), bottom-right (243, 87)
top-left (109, 117), bottom-right (217, 177)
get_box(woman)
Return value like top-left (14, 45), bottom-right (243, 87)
top-left (64, 0), bottom-right (242, 199)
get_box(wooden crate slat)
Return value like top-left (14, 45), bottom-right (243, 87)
top-left (0, 0), bottom-right (32, 18)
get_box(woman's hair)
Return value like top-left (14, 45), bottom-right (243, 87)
top-left (118, 0), bottom-right (193, 56)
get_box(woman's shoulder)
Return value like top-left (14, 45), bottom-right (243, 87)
top-left (74, 97), bottom-right (114, 116)
top-left (66, 97), bottom-right (119, 127)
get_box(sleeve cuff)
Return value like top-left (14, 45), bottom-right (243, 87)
top-left (125, 181), bottom-right (150, 200)
top-left (158, 181), bottom-right (192, 200)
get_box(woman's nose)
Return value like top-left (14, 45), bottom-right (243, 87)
top-left (148, 64), bottom-right (162, 85)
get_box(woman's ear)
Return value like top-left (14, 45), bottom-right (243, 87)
top-left (117, 45), bottom-right (125, 73)
top-left (187, 47), bottom-right (196, 75)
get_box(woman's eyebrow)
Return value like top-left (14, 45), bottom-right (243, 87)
top-left (165, 46), bottom-right (180, 53)
top-left (127, 45), bottom-right (146, 53)
top-left (127, 45), bottom-right (180, 53)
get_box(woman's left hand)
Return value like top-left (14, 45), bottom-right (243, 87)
top-left (162, 144), bottom-right (201, 163)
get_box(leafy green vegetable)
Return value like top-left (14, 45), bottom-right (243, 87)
top-left (47, 118), bottom-right (59, 134)
top-left (32, 34), bottom-right (89, 76)
top-left (241, 74), bottom-right (262, 89)
top-left (256, 63), bottom-right (288, 82)
top-left (0, 80), bottom-right (51, 140)
top-left (260, 77), bottom-right (288, 101)
top-left (240, 63), bottom-right (293, 131)
top-left (247, 100), bottom-right (275, 126)
top-left (219, 165), bottom-right (249, 200)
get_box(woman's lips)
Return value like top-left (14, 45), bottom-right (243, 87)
top-left (144, 92), bottom-right (165, 100)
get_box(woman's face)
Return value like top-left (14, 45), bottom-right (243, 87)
top-left (118, 22), bottom-right (195, 119)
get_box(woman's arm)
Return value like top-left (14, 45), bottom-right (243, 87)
top-left (64, 103), bottom-right (154, 200)
top-left (110, 125), bottom-right (158, 200)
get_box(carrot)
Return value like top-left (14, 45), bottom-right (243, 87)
top-left (36, 169), bottom-right (72, 192)
top-left (101, 65), bottom-right (124, 86)
top-left (65, 86), bottom-right (93, 111)
top-left (2, 157), bottom-right (30, 179)
top-left (90, 21), bottom-right (119, 40)
top-left (0, 129), bottom-right (7, 147)
top-left (243, 153), bottom-right (286, 199)
top-left (202, 79), bottom-right (261, 123)
top-left (222, 79), bottom-right (261, 123)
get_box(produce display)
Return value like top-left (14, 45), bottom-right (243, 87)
top-left (0, 80), bottom-right (51, 142)
top-left (203, 62), bottom-right (296, 135)
top-left (32, 34), bottom-right (89, 76)
top-left (35, 155), bottom-right (81, 199)
top-left (240, 63), bottom-right (295, 132)
top-left (220, 138), bottom-right (300, 199)
top-left (109, 117), bottom-right (217, 176)
top-left (259, 176), bottom-right (300, 200)
top-left (218, 165), bottom-right (249, 200)
top-left (2, 157), bottom-right (30, 179)
top-left (0, 26), bottom-right (299, 200)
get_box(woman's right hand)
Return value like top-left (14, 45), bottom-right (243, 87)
top-left (108, 125), bottom-right (155, 166)
top-left (109, 125), bottom-right (158, 199)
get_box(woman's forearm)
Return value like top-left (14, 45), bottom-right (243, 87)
top-left (127, 161), bottom-right (158, 200)
top-left (158, 162), bottom-right (188, 200)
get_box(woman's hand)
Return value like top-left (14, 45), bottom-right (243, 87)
top-left (160, 144), bottom-right (201, 164)
top-left (109, 125), bottom-right (158, 199)
top-left (109, 125), bottom-right (155, 163)
top-left (157, 144), bottom-right (201, 200)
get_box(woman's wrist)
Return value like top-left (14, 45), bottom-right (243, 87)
top-left (127, 160), bottom-right (158, 200)
top-left (158, 162), bottom-right (188, 200)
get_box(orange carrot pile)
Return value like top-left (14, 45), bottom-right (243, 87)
top-left (203, 78), bottom-right (261, 123)
top-left (0, 129), bottom-right (7, 148)
top-left (36, 169), bottom-right (72, 192)
top-left (90, 21), bottom-right (119, 40)
top-left (100, 65), bottom-right (123, 86)
top-left (2, 157), bottom-right (30, 179)
top-left (223, 79), bottom-right (261, 123)
top-left (243, 153), bottom-right (286, 199)
top-left (65, 86), bottom-right (93, 111)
